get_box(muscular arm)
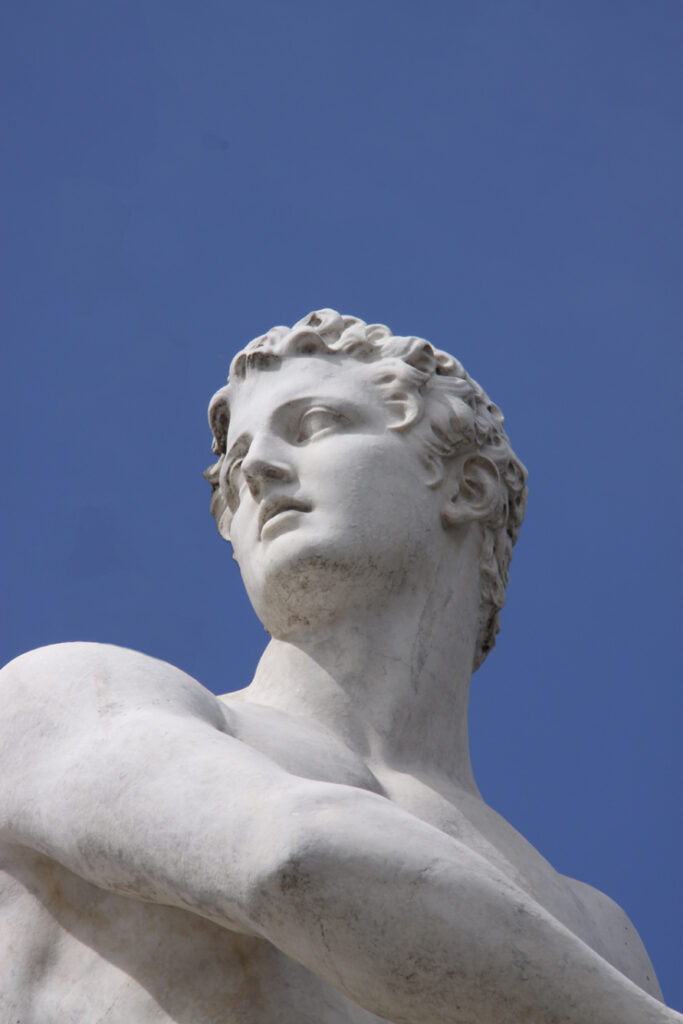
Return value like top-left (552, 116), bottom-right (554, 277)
top-left (0, 642), bottom-right (294, 934)
top-left (1, 643), bottom-right (679, 1024)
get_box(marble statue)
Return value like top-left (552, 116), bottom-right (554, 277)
top-left (1, 309), bottom-right (680, 1023)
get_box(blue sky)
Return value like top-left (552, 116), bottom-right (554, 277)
top-left (2, 0), bottom-right (682, 1008)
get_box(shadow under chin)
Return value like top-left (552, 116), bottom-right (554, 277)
top-left (247, 547), bottom-right (413, 642)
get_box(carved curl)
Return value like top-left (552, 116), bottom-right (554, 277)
top-left (205, 309), bottom-right (528, 671)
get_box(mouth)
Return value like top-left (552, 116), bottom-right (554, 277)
top-left (258, 495), bottom-right (312, 538)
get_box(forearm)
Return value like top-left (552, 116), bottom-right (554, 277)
top-left (247, 785), bottom-right (681, 1024)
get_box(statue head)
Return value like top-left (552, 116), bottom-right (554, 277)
top-left (205, 309), bottom-right (527, 670)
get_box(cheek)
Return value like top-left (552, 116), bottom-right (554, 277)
top-left (308, 439), bottom-right (405, 490)
top-left (227, 507), bottom-right (256, 561)
top-left (318, 474), bottom-right (429, 543)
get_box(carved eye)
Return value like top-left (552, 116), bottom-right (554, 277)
top-left (296, 407), bottom-right (346, 443)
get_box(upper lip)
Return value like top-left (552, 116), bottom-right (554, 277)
top-left (258, 495), bottom-right (312, 537)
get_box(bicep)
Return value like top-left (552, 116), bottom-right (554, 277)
top-left (0, 642), bottom-right (302, 934)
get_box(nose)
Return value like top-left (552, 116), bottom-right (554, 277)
top-left (241, 436), bottom-right (294, 502)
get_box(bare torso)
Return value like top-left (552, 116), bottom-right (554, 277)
top-left (0, 664), bottom-right (660, 1023)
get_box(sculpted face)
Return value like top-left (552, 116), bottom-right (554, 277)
top-left (224, 355), bottom-right (447, 638)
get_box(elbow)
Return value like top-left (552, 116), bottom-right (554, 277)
top-left (241, 782), bottom-right (394, 943)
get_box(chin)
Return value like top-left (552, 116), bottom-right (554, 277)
top-left (247, 547), bottom-right (355, 639)
top-left (243, 534), bottom-right (415, 641)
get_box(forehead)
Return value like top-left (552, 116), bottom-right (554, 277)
top-left (226, 355), bottom-right (384, 438)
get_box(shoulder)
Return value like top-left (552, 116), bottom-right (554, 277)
top-left (564, 875), bottom-right (663, 1000)
top-left (0, 641), bottom-right (229, 731)
top-left (0, 643), bottom-right (234, 840)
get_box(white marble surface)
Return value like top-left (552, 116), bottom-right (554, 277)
top-left (1, 310), bottom-right (679, 1022)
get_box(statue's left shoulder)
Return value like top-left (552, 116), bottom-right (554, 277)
top-left (564, 874), bottom-right (663, 1000)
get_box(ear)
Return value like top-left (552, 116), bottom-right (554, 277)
top-left (441, 455), bottom-right (503, 530)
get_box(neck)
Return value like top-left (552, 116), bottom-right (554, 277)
top-left (242, 528), bottom-right (482, 794)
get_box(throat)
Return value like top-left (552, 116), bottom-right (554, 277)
top-left (241, 530), bottom-right (484, 790)
top-left (241, 621), bottom-right (479, 793)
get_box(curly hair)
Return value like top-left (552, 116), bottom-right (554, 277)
top-left (205, 309), bottom-right (528, 670)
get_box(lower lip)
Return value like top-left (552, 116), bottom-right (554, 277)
top-left (261, 508), bottom-right (307, 540)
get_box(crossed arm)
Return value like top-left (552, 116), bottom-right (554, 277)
top-left (1, 642), bottom-right (680, 1024)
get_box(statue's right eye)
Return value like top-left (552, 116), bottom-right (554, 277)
top-left (296, 407), bottom-right (346, 443)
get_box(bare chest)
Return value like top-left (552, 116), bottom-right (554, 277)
top-left (223, 704), bottom-right (613, 965)
top-left (225, 699), bottom-right (584, 928)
